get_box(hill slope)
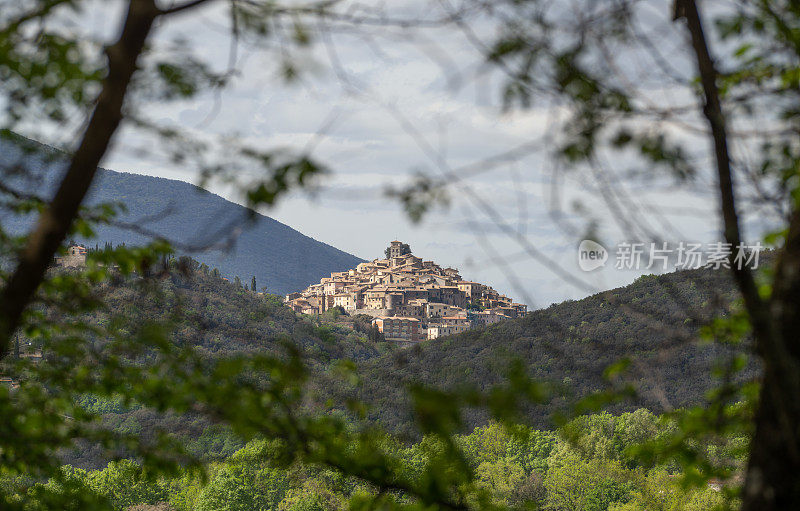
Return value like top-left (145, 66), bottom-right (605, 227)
top-left (341, 267), bottom-right (755, 437)
top-left (0, 135), bottom-right (363, 294)
top-left (19, 257), bottom-right (754, 466)
top-left (52, 267), bottom-right (381, 468)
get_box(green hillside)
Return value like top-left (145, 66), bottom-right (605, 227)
top-left (35, 265), bottom-right (382, 469)
top-left (342, 266), bottom-right (753, 437)
top-left (26, 261), bottom-right (749, 508)
top-left (16, 259), bottom-right (753, 469)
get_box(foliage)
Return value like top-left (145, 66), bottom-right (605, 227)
top-left (6, 409), bottom-right (744, 511)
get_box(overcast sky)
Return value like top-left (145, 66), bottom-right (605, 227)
top-left (65, 0), bottom-right (776, 307)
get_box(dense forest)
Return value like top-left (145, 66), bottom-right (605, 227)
top-left (4, 409), bottom-right (739, 510)
top-left (0, 246), bottom-right (755, 510)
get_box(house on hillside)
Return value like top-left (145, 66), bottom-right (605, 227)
top-left (53, 244), bottom-right (87, 268)
top-left (427, 322), bottom-right (470, 340)
top-left (332, 291), bottom-right (362, 312)
top-left (373, 316), bottom-right (421, 343)
top-left (472, 310), bottom-right (509, 326)
top-left (0, 377), bottom-right (20, 392)
top-left (457, 281), bottom-right (485, 300)
top-left (426, 302), bottom-right (465, 319)
top-left (394, 298), bottom-right (427, 319)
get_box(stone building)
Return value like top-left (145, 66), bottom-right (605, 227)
top-left (472, 310), bottom-right (510, 326)
top-left (387, 240), bottom-right (411, 259)
top-left (54, 244), bottom-right (87, 268)
top-left (426, 303), bottom-right (465, 319)
top-left (373, 316), bottom-right (421, 343)
top-left (457, 281), bottom-right (485, 301)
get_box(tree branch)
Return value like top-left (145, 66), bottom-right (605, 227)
top-left (159, 0), bottom-right (215, 16)
top-left (0, 0), bottom-right (74, 37)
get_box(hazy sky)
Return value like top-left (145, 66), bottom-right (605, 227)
top-left (76, 0), bottom-right (772, 307)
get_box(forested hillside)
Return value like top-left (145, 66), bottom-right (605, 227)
top-left (33, 264), bottom-right (381, 469)
top-left (0, 134), bottom-right (363, 294)
top-left (48, 261), bottom-right (754, 467)
top-left (343, 267), bottom-right (754, 437)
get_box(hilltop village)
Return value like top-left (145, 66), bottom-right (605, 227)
top-left (286, 241), bottom-right (527, 342)
top-left (46, 241), bottom-right (527, 344)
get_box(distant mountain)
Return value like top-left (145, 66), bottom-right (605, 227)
top-left (0, 135), bottom-right (363, 294)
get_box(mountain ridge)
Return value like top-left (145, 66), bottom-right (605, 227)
top-left (0, 134), bottom-right (364, 294)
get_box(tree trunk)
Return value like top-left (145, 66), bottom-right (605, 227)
top-left (674, 1), bottom-right (800, 507)
top-left (742, 210), bottom-right (800, 508)
top-left (0, 0), bottom-right (160, 356)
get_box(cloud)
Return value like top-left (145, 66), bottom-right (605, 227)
top-left (91, 1), bottom-right (777, 306)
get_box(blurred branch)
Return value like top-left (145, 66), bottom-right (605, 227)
top-left (676, 0), bottom-right (772, 355)
top-left (676, 2), bottom-right (800, 506)
top-left (0, 179), bottom-right (45, 203)
top-left (0, 0), bottom-right (73, 36)
top-left (159, 0), bottom-right (215, 16)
